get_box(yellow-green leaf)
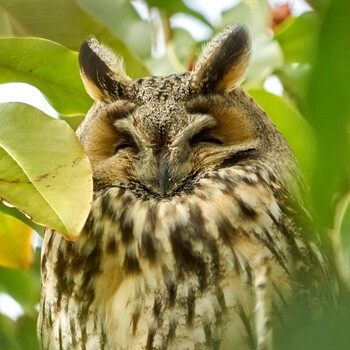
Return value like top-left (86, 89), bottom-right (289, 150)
top-left (0, 102), bottom-right (92, 240)
top-left (0, 37), bottom-right (91, 117)
top-left (0, 212), bottom-right (33, 269)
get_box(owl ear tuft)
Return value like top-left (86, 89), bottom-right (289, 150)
top-left (79, 37), bottom-right (130, 101)
top-left (190, 25), bottom-right (251, 93)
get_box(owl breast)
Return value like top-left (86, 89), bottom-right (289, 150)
top-left (39, 161), bottom-right (325, 350)
top-left (95, 164), bottom-right (287, 350)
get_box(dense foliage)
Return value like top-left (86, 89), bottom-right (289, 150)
top-left (0, 0), bottom-right (349, 348)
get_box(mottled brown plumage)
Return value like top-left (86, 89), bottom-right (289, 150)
top-left (38, 25), bottom-right (335, 350)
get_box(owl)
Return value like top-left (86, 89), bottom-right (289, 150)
top-left (38, 25), bottom-right (335, 350)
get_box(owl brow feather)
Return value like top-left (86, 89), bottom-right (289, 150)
top-left (106, 104), bottom-right (136, 122)
top-left (170, 114), bottom-right (216, 148)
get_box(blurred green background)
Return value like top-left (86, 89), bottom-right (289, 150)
top-left (1, 0), bottom-right (350, 349)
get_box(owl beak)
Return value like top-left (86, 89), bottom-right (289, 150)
top-left (156, 146), bottom-right (172, 195)
top-left (157, 164), bottom-right (171, 195)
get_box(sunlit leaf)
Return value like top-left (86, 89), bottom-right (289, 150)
top-left (0, 38), bottom-right (91, 117)
top-left (248, 89), bottom-right (316, 182)
top-left (0, 0), bottom-right (148, 78)
top-left (0, 213), bottom-right (33, 269)
top-left (306, 0), bottom-right (350, 227)
top-left (0, 102), bottom-right (92, 240)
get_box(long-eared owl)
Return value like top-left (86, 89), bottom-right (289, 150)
top-left (38, 25), bottom-right (335, 350)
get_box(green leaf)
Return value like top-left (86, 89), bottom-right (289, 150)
top-left (0, 0), bottom-right (149, 78)
top-left (275, 63), bottom-right (311, 113)
top-left (14, 314), bottom-right (39, 350)
top-left (248, 89), bottom-right (316, 182)
top-left (306, 0), bottom-right (350, 227)
top-left (149, 27), bottom-right (196, 74)
top-left (221, 0), bottom-right (269, 37)
top-left (304, 0), bottom-right (332, 15)
top-left (0, 201), bottom-right (44, 235)
top-left (275, 298), bottom-right (350, 349)
top-left (0, 313), bottom-right (21, 350)
top-left (0, 102), bottom-right (92, 240)
top-left (146, 54), bottom-right (176, 76)
top-left (77, 0), bottom-right (152, 59)
top-left (245, 38), bottom-right (283, 85)
top-left (59, 114), bottom-right (85, 132)
top-left (275, 11), bottom-right (320, 63)
top-left (0, 212), bottom-right (34, 269)
top-left (0, 266), bottom-right (39, 310)
top-left (172, 28), bottom-right (196, 68)
top-left (334, 194), bottom-right (350, 290)
top-left (146, 0), bottom-right (212, 28)
top-left (0, 38), bottom-right (91, 117)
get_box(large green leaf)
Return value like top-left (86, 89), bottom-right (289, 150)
top-left (248, 89), bottom-right (316, 182)
top-left (275, 11), bottom-right (320, 64)
top-left (0, 38), bottom-right (91, 117)
top-left (306, 0), bottom-right (350, 227)
top-left (0, 0), bottom-right (149, 78)
top-left (0, 102), bottom-right (92, 240)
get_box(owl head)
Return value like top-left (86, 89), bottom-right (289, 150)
top-left (77, 25), bottom-right (295, 197)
